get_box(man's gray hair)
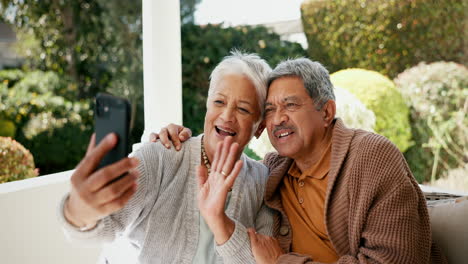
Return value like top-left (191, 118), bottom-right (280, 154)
top-left (268, 58), bottom-right (335, 109)
top-left (209, 50), bottom-right (271, 117)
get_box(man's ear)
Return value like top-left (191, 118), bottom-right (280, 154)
top-left (323, 100), bottom-right (336, 127)
top-left (254, 120), bottom-right (266, 139)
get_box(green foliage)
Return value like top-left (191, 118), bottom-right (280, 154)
top-left (181, 23), bottom-right (306, 135)
top-left (180, 0), bottom-right (202, 24)
top-left (395, 61), bottom-right (468, 183)
top-left (0, 137), bottom-right (38, 183)
top-left (0, 69), bottom-right (93, 175)
top-left (1, 0), bottom-right (143, 100)
top-left (0, 69), bottom-right (25, 87)
top-left (301, 0), bottom-right (467, 78)
top-left (243, 146), bottom-right (261, 161)
top-left (331, 69), bottom-right (412, 152)
top-left (0, 119), bottom-right (16, 138)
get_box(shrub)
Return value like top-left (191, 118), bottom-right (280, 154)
top-left (331, 69), bottom-right (412, 152)
top-left (301, 0), bottom-right (467, 78)
top-left (0, 69), bottom-right (25, 88)
top-left (334, 86), bottom-right (376, 132)
top-left (181, 23), bottom-right (306, 136)
top-left (0, 69), bottom-right (93, 175)
top-left (0, 119), bottom-right (16, 138)
top-left (249, 86), bottom-right (376, 158)
top-left (0, 137), bottom-right (38, 183)
top-left (395, 61), bottom-right (468, 182)
top-left (429, 164), bottom-right (468, 193)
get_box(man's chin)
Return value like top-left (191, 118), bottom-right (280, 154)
top-left (273, 145), bottom-right (295, 158)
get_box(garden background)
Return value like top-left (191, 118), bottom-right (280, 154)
top-left (0, 0), bottom-right (466, 192)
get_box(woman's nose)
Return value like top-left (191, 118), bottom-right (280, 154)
top-left (220, 107), bottom-right (235, 122)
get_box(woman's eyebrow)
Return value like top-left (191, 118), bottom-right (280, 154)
top-left (238, 100), bottom-right (253, 106)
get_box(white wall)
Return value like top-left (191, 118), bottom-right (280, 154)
top-left (0, 171), bottom-right (101, 264)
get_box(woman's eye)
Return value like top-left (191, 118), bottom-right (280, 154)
top-left (239, 107), bottom-right (250, 114)
top-left (214, 100), bottom-right (224, 105)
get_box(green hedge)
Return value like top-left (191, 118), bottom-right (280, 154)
top-left (331, 69), bottom-right (412, 152)
top-left (0, 70), bottom-right (93, 175)
top-left (301, 0), bottom-right (467, 78)
top-left (395, 61), bottom-right (468, 183)
top-left (181, 23), bottom-right (306, 135)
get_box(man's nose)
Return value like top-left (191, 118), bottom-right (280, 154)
top-left (272, 109), bottom-right (288, 125)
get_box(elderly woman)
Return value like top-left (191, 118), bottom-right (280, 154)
top-left (58, 52), bottom-right (275, 263)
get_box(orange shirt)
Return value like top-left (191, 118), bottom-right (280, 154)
top-left (280, 139), bottom-right (339, 263)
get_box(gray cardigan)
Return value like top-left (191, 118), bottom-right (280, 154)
top-left (58, 136), bottom-right (274, 263)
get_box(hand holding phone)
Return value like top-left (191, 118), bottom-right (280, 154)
top-left (63, 93), bottom-right (138, 230)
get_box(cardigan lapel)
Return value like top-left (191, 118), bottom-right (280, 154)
top-left (323, 118), bottom-right (355, 255)
top-left (264, 156), bottom-right (293, 210)
top-left (325, 119), bottom-right (355, 202)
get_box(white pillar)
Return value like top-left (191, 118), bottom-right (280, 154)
top-left (141, 0), bottom-right (182, 143)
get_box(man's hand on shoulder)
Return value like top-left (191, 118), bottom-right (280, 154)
top-left (149, 123), bottom-right (192, 151)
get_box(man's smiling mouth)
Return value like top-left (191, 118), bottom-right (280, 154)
top-left (278, 131), bottom-right (293, 138)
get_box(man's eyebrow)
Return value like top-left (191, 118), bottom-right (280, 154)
top-left (282, 96), bottom-right (301, 102)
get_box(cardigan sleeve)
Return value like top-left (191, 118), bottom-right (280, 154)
top-left (216, 204), bottom-right (276, 264)
top-left (57, 142), bottom-right (160, 244)
top-left (215, 159), bottom-right (276, 263)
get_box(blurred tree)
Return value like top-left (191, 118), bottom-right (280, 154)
top-left (180, 0), bottom-right (202, 24)
top-left (181, 23), bottom-right (306, 135)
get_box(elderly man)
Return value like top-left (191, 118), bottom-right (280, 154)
top-left (155, 58), bottom-right (444, 263)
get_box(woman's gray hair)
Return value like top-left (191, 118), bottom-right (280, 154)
top-left (209, 50), bottom-right (271, 117)
top-left (267, 58), bottom-right (335, 109)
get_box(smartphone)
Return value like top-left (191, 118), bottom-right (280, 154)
top-left (94, 93), bottom-right (131, 170)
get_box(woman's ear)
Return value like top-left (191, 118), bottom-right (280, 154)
top-left (254, 120), bottom-right (266, 139)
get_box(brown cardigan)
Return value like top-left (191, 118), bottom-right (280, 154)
top-left (263, 119), bottom-right (446, 264)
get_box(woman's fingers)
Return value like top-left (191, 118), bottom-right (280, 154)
top-left (86, 157), bottom-right (139, 192)
top-left (86, 133), bottom-right (96, 155)
top-left (99, 182), bottom-right (138, 216)
top-left (221, 141), bottom-right (239, 177)
top-left (94, 169), bottom-right (139, 204)
top-left (73, 133), bottom-right (118, 184)
top-left (216, 136), bottom-right (232, 175)
top-left (225, 160), bottom-right (242, 188)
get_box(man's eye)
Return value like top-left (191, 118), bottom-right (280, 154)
top-left (286, 103), bottom-right (299, 109)
top-left (214, 100), bottom-right (224, 105)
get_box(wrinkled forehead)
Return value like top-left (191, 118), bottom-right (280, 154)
top-left (266, 77), bottom-right (307, 100)
top-left (210, 75), bottom-right (259, 101)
